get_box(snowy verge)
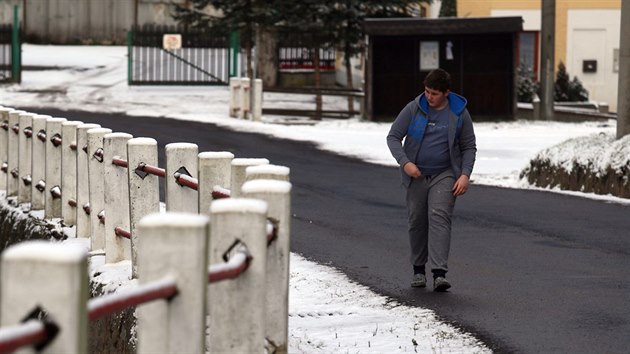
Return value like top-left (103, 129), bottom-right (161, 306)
top-left (521, 133), bottom-right (630, 198)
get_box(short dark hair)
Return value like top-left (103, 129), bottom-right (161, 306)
top-left (423, 69), bottom-right (451, 93)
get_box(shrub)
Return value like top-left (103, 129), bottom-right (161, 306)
top-left (517, 64), bottom-right (540, 103)
top-left (554, 62), bottom-right (588, 102)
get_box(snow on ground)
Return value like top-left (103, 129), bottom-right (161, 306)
top-left (1, 44), bottom-right (628, 353)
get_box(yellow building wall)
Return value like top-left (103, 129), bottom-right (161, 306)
top-left (457, 0), bottom-right (620, 68)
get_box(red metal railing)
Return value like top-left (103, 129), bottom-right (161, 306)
top-left (83, 203), bottom-right (91, 215)
top-left (87, 276), bottom-right (178, 321)
top-left (266, 221), bottom-right (278, 245)
top-left (0, 320), bottom-right (48, 353)
top-left (114, 227), bottom-right (131, 239)
top-left (137, 162), bottom-right (165, 178)
top-left (111, 158), bottom-right (128, 169)
top-left (50, 135), bottom-right (62, 147)
top-left (50, 186), bottom-right (62, 199)
top-left (208, 249), bottom-right (252, 283)
top-left (212, 186), bottom-right (231, 199)
top-left (174, 173), bottom-right (198, 190)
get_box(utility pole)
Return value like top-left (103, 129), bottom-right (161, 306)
top-left (540, 0), bottom-right (555, 120)
top-left (617, 0), bottom-right (630, 138)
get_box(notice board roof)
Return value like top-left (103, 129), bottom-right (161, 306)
top-left (364, 16), bottom-right (523, 36)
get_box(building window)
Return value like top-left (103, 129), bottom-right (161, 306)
top-left (518, 31), bottom-right (539, 80)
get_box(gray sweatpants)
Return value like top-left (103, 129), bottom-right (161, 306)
top-left (405, 169), bottom-right (456, 273)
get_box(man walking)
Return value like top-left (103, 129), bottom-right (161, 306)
top-left (386, 68), bottom-right (476, 291)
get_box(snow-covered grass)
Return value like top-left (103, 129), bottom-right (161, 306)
top-left (0, 44), bottom-right (628, 353)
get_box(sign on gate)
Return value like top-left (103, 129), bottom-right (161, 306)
top-left (163, 34), bottom-right (182, 50)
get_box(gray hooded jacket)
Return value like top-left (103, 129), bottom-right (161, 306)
top-left (386, 92), bottom-right (477, 187)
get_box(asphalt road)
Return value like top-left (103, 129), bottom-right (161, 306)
top-left (28, 108), bottom-right (630, 353)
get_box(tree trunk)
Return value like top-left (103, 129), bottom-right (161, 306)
top-left (246, 42), bottom-right (253, 81)
top-left (345, 55), bottom-right (354, 114)
top-left (255, 27), bottom-right (278, 88)
top-left (313, 47), bottom-right (322, 121)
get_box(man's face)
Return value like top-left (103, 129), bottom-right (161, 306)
top-left (424, 87), bottom-right (450, 109)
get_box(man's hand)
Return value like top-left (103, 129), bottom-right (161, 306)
top-left (403, 162), bottom-right (422, 178)
top-left (452, 175), bottom-right (470, 196)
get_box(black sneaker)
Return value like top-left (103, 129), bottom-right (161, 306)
top-left (433, 277), bottom-right (451, 292)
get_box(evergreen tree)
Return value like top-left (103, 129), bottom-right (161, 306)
top-left (568, 76), bottom-right (589, 102)
top-left (173, 0), bottom-right (428, 118)
top-left (173, 0), bottom-right (281, 80)
top-left (554, 61), bottom-right (570, 101)
top-left (439, 0), bottom-right (457, 17)
top-left (517, 64), bottom-right (540, 103)
top-left (554, 61), bottom-right (588, 102)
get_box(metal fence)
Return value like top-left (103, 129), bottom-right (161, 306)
top-left (129, 25), bottom-right (230, 86)
top-left (277, 31), bottom-right (336, 72)
top-left (278, 47), bottom-right (336, 71)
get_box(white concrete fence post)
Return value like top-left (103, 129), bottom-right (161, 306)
top-left (30, 115), bottom-right (51, 210)
top-left (104, 133), bottom-right (133, 264)
top-left (87, 128), bottom-right (113, 251)
top-left (136, 213), bottom-right (209, 354)
top-left (75, 123), bottom-right (100, 235)
top-left (1, 241), bottom-right (88, 353)
top-left (245, 164), bottom-right (291, 182)
top-left (240, 77), bottom-right (250, 119)
top-left (253, 78), bottom-right (263, 121)
top-left (229, 78), bottom-right (241, 118)
top-left (208, 198), bottom-right (268, 353)
top-left (242, 180), bottom-right (292, 354)
top-left (127, 138), bottom-right (160, 279)
top-left (230, 158), bottom-right (269, 198)
top-left (198, 151), bottom-right (234, 214)
top-left (7, 110), bottom-right (25, 198)
top-left (0, 107), bottom-right (15, 192)
top-left (61, 121), bottom-right (84, 226)
top-left (45, 118), bottom-right (67, 219)
top-left (18, 112), bottom-right (35, 205)
top-left (165, 143), bottom-right (198, 213)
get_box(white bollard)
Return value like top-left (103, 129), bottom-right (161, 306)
top-left (198, 151), bottom-right (234, 214)
top-left (30, 115), bottom-right (51, 210)
top-left (229, 77), bottom-right (241, 118)
top-left (165, 143), bottom-right (198, 213)
top-left (230, 158), bottom-right (269, 198)
top-left (61, 121), bottom-right (84, 226)
top-left (0, 107), bottom-right (15, 192)
top-left (127, 138), bottom-right (160, 279)
top-left (7, 110), bottom-right (25, 198)
top-left (104, 133), bottom-right (133, 264)
top-left (1, 241), bottom-right (88, 353)
top-left (253, 78), bottom-right (263, 121)
top-left (18, 112), bottom-right (35, 205)
top-left (208, 198), bottom-right (268, 353)
top-left (242, 180), bottom-right (292, 354)
top-left (45, 117), bottom-right (67, 219)
top-left (245, 164), bottom-right (290, 182)
top-left (136, 213), bottom-right (209, 354)
top-left (75, 123), bottom-right (101, 236)
top-left (240, 77), bottom-right (250, 119)
top-left (87, 128), bottom-right (113, 251)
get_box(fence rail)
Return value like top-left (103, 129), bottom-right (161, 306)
top-left (0, 105), bottom-right (293, 353)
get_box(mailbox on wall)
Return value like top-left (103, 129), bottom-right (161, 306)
top-left (583, 60), bottom-right (597, 73)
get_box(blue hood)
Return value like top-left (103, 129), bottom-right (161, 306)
top-left (416, 91), bottom-right (467, 116)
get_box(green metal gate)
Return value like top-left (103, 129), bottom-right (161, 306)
top-left (0, 5), bottom-right (21, 84)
